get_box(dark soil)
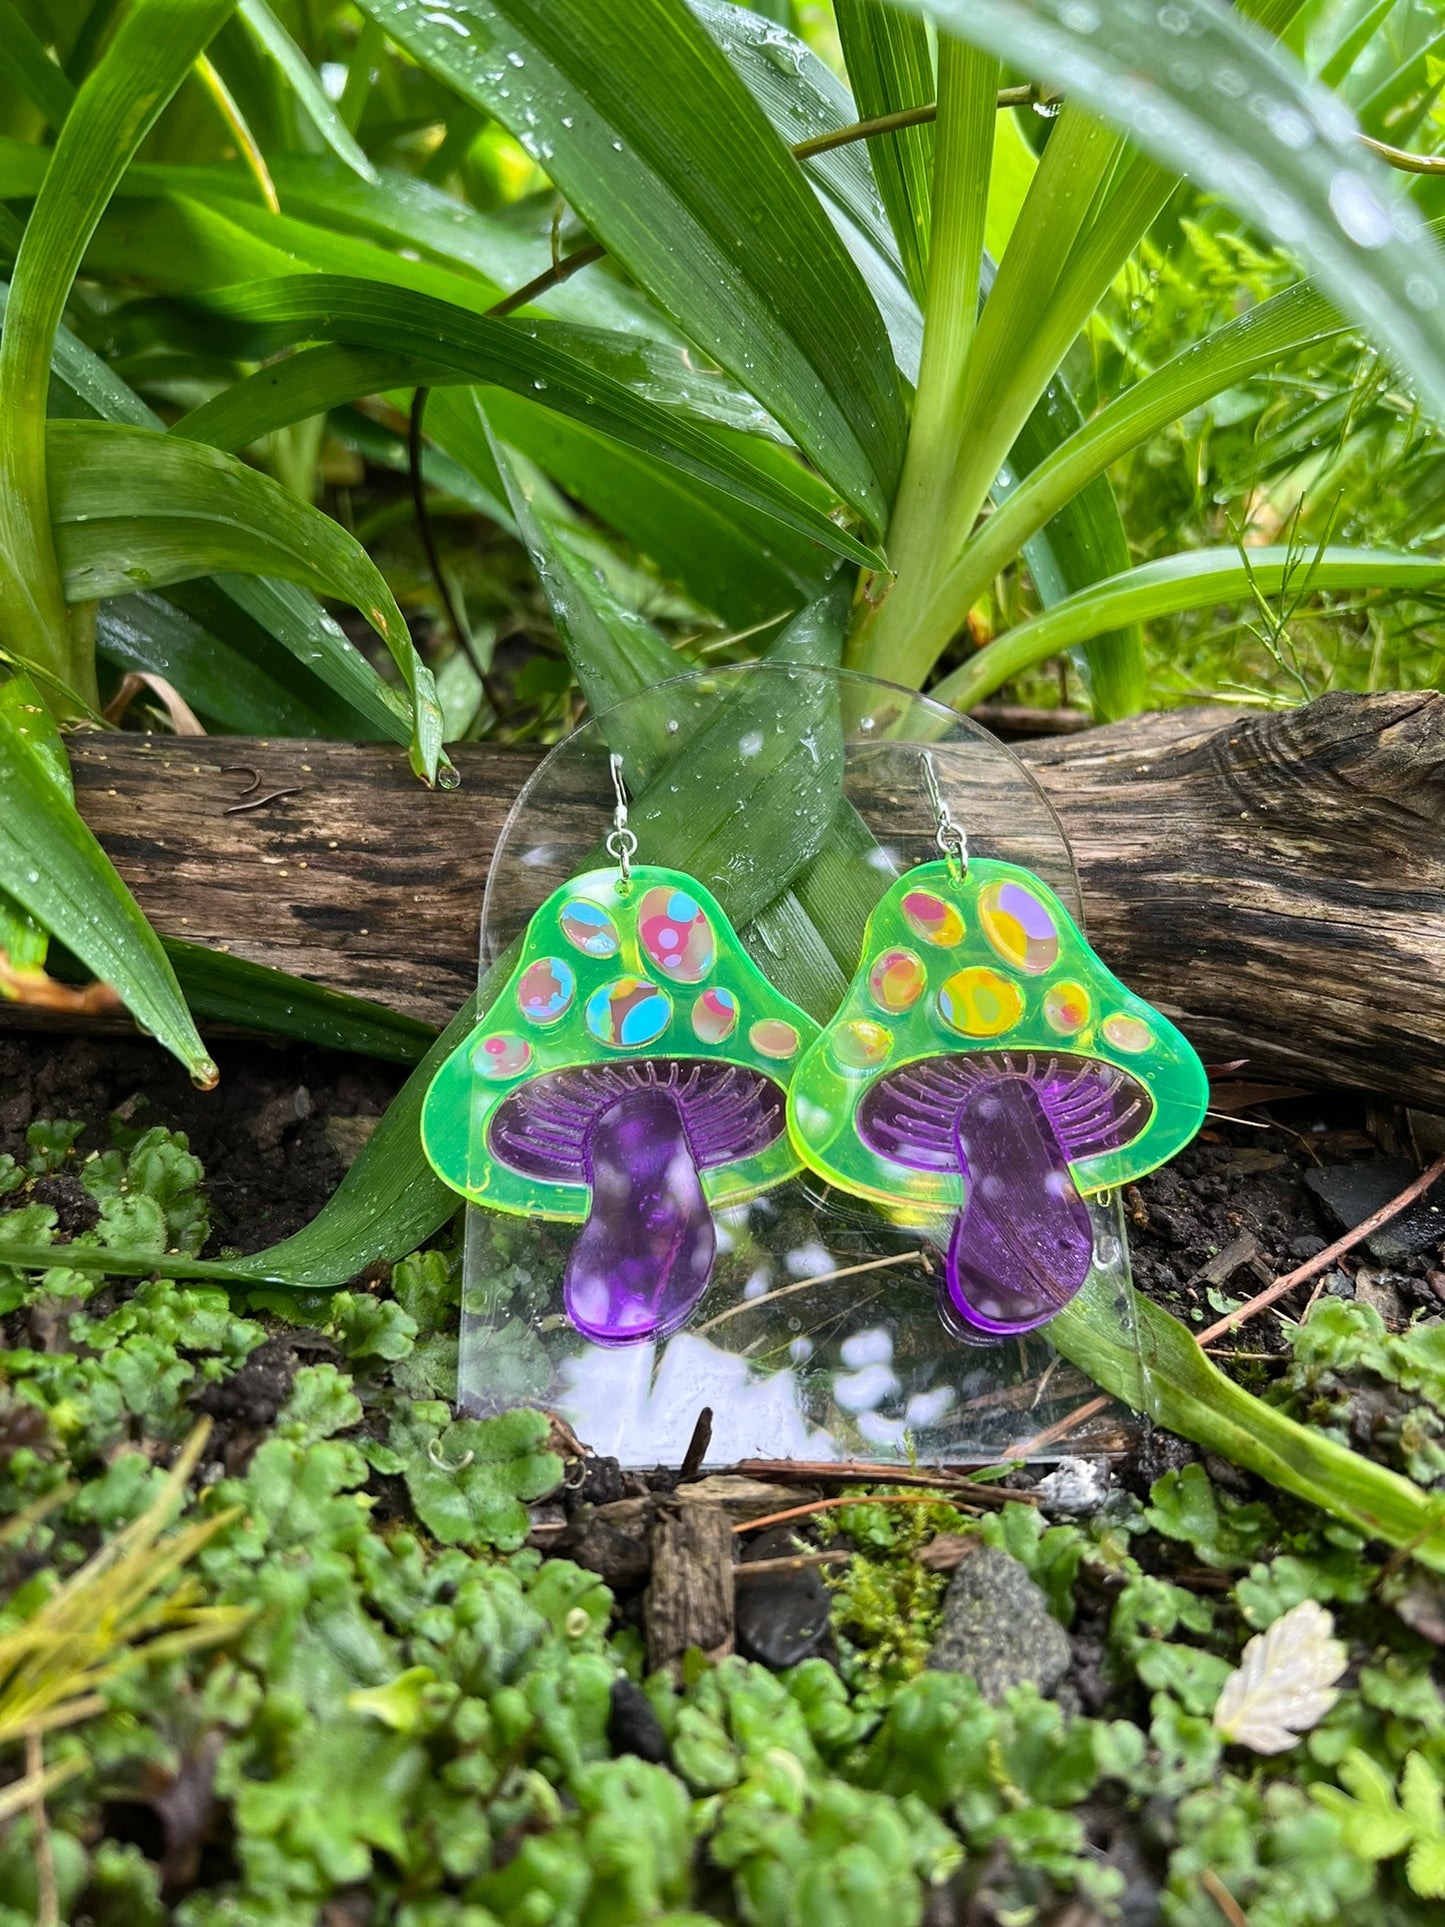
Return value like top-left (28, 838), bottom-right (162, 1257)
top-left (0, 1031), bottom-right (405, 1256)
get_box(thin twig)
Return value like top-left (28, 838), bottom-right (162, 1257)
top-left (1015, 1154), bottom-right (1445, 1456)
top-left (1198, 1153), bottom-right (1445, 1346)
top-left (733, 1492), bottom-right (980, 1536)
top-left (1201, 1868), bottom-right (1252, 1927)
top-left (734, 1549), bottom-right (852, 1580)
top-left (27, 1731), bottom-right (57, 1927)
top-left (1359, 132), bottom-right (1445, 175)
top-left (694, 1251), bottom-right (925, 1335)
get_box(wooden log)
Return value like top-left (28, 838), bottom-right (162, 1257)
top-left (12, 691), bottom-right (1443, 1108)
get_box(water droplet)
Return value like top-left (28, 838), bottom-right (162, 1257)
top-left (1329, 170), bottom-right (1393, 249)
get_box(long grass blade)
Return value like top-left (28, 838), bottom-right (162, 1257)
top-left (930, 545), bottom-right (1445, 708)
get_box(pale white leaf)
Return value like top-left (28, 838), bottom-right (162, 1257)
top-left (1212, 1599), bottom-right (1347, 1755)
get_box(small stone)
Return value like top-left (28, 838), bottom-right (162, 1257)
top-left (323, 1114), bottom-right (380, 1169)
top-left (1353, 1268), bottom-right (1408, 1327)
top-left (734, 1525), bottom-right (832, 1671)
top-left (927, 1547), bottom-right (1071, 1703)
top-left (1305, 1161), bottom-right (1445, 1262)
top-left (1035, 1456), bottom-right (1112, 1515)
top-left (1287, 1233), bottom-right (1327, 1262)
top-left (1322, 1270), bottom-right (1354, 1299)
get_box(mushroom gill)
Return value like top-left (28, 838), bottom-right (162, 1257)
top-left (490, 1060), bottom-right (785, 1347)
top-left (858, 1052), bottom-right (1151, 1337)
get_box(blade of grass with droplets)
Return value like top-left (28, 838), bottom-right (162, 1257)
top-left (186, 275), bottom-right (881, 565)
top-left (904, 0), bottom-right (1445, 420)
top-left (161, 939), bottom-right (435, 1063)
top-left (834, 0), bottom-right (936, 304)
top-left (930, 545), bottom-right (1445, 709)
top-left (45, 419), bottom-right (448, 785)
top-left (356, 0), bottom-right (906, 531)
top-left (0, 676), bottom-right (215, 1087)
top-left (0, 0), bottom-right (237, 708)
top-left (236, 0), bottom-right (379, 181)
top-left (691, 0), bottom-right (921, 382)
top-left (427, 385), bottom-right (830, 635)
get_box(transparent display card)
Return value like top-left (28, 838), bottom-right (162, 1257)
top-left (445, 665), bottom-right (1158, 1467)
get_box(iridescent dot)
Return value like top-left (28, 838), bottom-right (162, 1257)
top-left (901, 888), bottom-right (965, 947)
top-left (937, 967), bottom-right (1023, 1038)
top-left (638, 885), bottom-right (714, 983)
top-left (517, 956), bottom-right (574, 1025)
top-left (868, 947), bottom-right (926, 1014)
top-left (585, 976), bottom-right (671, 1049)
top-left (1044, 981), bottom-right (1091, 1035)
top-left (691, 986), bottom-right (738, 1044)
top-left (1103, 1013), bottom-right (1153, 1054)
top-left (750, 1018), bottom-right (800, 1060)
top-left (833, 1018), bottom-right (891, 1070)
top-left (471, 1032), bottom-right (531, 1080)
top-left (978, 880), bottom-right (1059, 975)
top-left (558, 898), bottom-right (619, 958)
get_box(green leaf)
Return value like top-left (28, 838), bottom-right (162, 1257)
top-left (45, 418), bottom-right (449, 786)
top-left (0, 678), bottom-right (216, 1086)
top-left (389, 1402), bottom-right (562, 1550)
top-left (940, 277), bottom-right (1349, 624)
top-left (904, 0), bottom-right (1445, 423)
top-left (160, 938), bottom-right (435, 1064)
top-left (236, 0), bottom-right (380, 183)
top-left (357, 0), bottom-right (907, 528)
top-left (0, 0), bottom-right (237, 706)
top-left (184, 275), bottom-right (882, 567)
top-left (0, 0), bottom-right (74, 128)
top-left (835, 0), bottom-right (937, 304)
top-left (22, 282), bottom-right (421, 748)
top-left (694, 0), bottom-right (921, 382)
top-left (930, 545), bottom-right (1445, 709)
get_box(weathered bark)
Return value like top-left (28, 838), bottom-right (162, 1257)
top-left (644, 1501), bottom-right (735, 1674)
top-left (13, 691), bottom-right (1444, 1107)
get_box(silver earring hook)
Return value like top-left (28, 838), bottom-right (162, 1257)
top-left (920, 751), bottom-right (967, 881)
top-left (606, 750), bottom-right (638, 884)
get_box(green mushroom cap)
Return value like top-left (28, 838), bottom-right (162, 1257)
top-left (422, 864), bottom-right (821, 1222)
top-left (786, 857), bottom-right (1208, 1211)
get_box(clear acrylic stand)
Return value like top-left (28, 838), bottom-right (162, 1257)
top-left (455, 665), bottom-right (1140, 1466)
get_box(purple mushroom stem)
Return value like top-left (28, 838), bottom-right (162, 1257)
top-left (566, 1084), bottom-right (714, 1347)
top-left (488, 1060), bottom-right (786, 1347)
top-left (857, 1052), bottom-right (1150, 1338)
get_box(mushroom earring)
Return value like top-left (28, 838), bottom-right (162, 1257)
top-left (421, 756), bottom-right (821, 1348)
top-left (787, 755), bottom-right (1208, 1339)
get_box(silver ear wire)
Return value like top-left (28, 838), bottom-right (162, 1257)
top-left (920, 751), bottom-right (968, 880)
top-left (606, 750), bottom-right (638, 883)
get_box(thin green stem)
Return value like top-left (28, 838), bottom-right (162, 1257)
top-left (848, 40), bottom-right (998, 664)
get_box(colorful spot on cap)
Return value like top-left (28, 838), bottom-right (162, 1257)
top-left (691, 986), bottom-right (738, 1044)
top-left (750, 1019), bottom-right (800, 1060)
top-left (638, 885), bottom-right (714, 983)
top-left (978, 879), bottom-right (1059, 975)
top-left (472, 1032), bottom-right (531, 1080)
top-left (518, 957), bottom-right (574, 1024)
top-left (1044, 981), bottom-right (1091, 1035)
top-left (901, 888), bottom-right (965, 948)
top-left (868, 947), bottom-right (926, 1014)
top-left (586, 977), bottom-right (671, 1049)
top-left (937, 966), bottom-right (1023, 1038)
top-left (1103, 1012), bottom-right (1153, 1054)
top-left (558, 898), bottom-right (619, 959)
top-left (833, 1019), bottom-right (892, 1071)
